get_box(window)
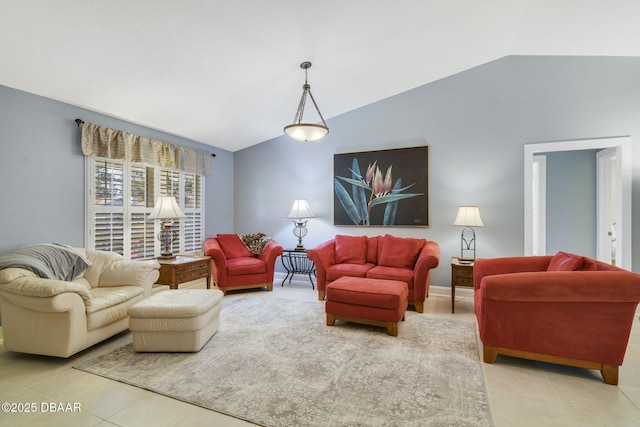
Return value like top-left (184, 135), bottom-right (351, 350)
top-left (86, 157), bottom-right (205, 260)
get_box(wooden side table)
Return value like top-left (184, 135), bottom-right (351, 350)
top-left (155, 255), bottom-right (212, 290)
top-left (451, 256), bottom-right (474, 313)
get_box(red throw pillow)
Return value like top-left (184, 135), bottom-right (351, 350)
top-left (335, 235), bottom-right (367, 264)
top-left (547, 251), bottom-right (584, 271)
top-left (378, 234), bottom-right (425, 269)
top-left (216, 234), bottom-right (253, 259)
top-left (581, 257), bottom-right (597, 271)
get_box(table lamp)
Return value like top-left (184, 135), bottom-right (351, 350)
top-left (286, 199), bottom-right (314, 250)
top-left (453, 206), bottom-right (484, 261)
top-left (147, 196), bottom-right (185, 259)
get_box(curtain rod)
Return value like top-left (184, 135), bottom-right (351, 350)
top-left (74, 118), bottom-right (216, 157)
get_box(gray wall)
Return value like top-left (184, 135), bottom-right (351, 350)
top-left (0, 85), bottom-right (234, 254)
top-left (545, 150), bottom-right (597, 257)
top-left (234, 56), bottom-right (640, 287)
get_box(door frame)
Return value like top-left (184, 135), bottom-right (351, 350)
top-left (524, 136), bottom-right (631, 270)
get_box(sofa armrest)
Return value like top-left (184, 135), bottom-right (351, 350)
top-left (480, 270), bottom-right (640, 303)
top-left (474, 256), bottom-right (552, 290)
top-left (307, 239), bottom-right (336, 292)
top-left (412, 240), bottom-right (440, 301)
top-left (203, 238), bottom-right (228, 286)
top-left (258, 242), bottom-right (284, 281)
top-left (0, 276), bottom-right (92, 306)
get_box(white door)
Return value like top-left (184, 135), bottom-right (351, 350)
top-left (524, 136), bottom-right (631, 270)
top-left (597, 148), bottom-right (617, 265)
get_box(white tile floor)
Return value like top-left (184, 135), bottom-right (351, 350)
top-left (1, 279), bottom-right (639, 426)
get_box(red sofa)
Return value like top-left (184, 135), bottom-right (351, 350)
top-left (474, 252), bottom-right (640, 385)
top-left (203, 234), bottom-right (283, 294)
top-left (307, 234), bottom-right (440, 313)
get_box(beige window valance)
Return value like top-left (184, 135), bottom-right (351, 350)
top-left (81, 122), bottom-right (211, 176)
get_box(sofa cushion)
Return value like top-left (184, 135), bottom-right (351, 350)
top-left (366, 236), bottom-right (379, 264)
top-left (378, 234), bottom-right (425, 269)
top-left (217, 234), bottom-right (254, 259)
top-left (547, 251), bottom-right (584, 271)
top-left (327, 263), bottom-right (375, 281)
top-left (226, 257), bottom-right (266, 275)
top-left (366, 265), bottom-right (414, 289)
top-left (335, 235), bottom-right (367, 264)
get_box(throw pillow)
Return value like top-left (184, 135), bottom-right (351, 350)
top-left (335, 235), bottom-right (367, 264)
top-left (378, 234), bottom-right (425, 269)
top-left (581, 257), bottom-right (598, 271)
top-left (547, 251), bottom-right (584, 271)
top-left (216, 234), bottom-right (254, 259)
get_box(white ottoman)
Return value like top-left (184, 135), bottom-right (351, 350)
top-left (128, 289), bottom-right (224, 352)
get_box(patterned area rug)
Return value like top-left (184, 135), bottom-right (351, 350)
top-left (74, 296), bottom-right (493, 427)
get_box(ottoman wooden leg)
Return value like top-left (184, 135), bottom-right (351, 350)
top-left (327, 313), bottom-right (335, 326)
top-left (386, 322), bottom-right (398, 337)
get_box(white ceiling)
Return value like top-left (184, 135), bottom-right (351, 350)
top-left (2, 1), bottom-right (640, 152)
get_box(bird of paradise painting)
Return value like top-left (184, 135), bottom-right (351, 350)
top-left (334, 146), bottom-right (429, 226)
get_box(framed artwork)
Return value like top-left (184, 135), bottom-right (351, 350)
top-left (334, 145), bottom-right (429, 226)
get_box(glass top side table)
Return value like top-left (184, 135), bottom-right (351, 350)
top-left (281, 249), bottom-right (316, 289)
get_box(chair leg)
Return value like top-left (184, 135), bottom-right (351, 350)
top-left (601, 364), bottom-right (619, 385)
top-left (318, 290), bottom-right (325, 301)
top-left (412, 301), bottom-right (424, 313)
top-left (483, 345), bottom-right (498, 363)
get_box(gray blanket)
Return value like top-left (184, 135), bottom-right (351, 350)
top-left (0, 244), bottom-right (90, 281)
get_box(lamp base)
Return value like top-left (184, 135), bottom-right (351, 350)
top-left (294, 244), bottom-right (305, 251)
top-left (157, 253), bottom-right (177, 260)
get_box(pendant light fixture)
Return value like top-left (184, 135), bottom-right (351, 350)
top-left (284, 61), bottom-right (329, 142)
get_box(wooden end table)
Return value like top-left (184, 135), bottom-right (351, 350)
top-left (451, 256), bottom-right (474, 313)
top-left (154, 255), bottom-right (212, 290)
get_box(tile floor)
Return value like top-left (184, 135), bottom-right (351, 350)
top-left (1, 278), bottom-right (639, 426)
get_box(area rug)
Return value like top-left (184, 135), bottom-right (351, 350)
top-left (74, 295), bottom-right (493, 427)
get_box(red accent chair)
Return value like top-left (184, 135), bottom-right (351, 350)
top-left (474, 252), bottom-right (640, 385)
top-left (203, 234), bottom-right (283, 294)
top-left (307, 234), bottom-right (440, 313)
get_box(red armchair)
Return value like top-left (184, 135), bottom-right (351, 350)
top-left (307, 234), bottom-right (440, 313)
top-left (474, 252), bottom-right (640, 385)
top-left (203, 234), bottom-right (283, 294)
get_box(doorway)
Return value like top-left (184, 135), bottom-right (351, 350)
top-left (524, 137), bottom-right (631, 270)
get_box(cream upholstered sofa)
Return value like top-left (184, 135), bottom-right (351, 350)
top-left (0, 245), bottom-right (160, 357)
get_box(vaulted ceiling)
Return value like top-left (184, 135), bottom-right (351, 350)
top-left (2, 1), bottom-right (639, 152)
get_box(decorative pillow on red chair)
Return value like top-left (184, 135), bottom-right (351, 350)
top-left (335, 235), bottom-right (367, 264)
top-left (547, 251), bottom-right (584, 271)
top-left (378, 234), bottom-right (425, 269)
top-left (216, 234), bottom-right (254, 259)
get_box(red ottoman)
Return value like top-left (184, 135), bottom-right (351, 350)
top-left (325, 276), bottom-right (408, 336)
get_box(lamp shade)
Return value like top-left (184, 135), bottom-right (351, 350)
top-left (286, 199), bottom-right (314, 219)
top-left (453, 206), bottom-right (484, 227)
top-left (284, 123), bottom-right (329, 142)
top-left (147, 196), bottom-right (186, 220)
